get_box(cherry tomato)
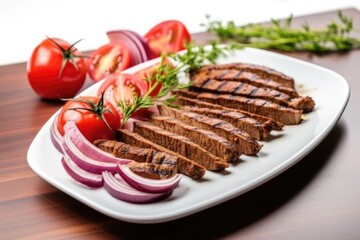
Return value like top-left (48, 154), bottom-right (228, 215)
top-left (87, 42), bottom-right (132, 82)
top-left (27, 38), bottom-right (87, 99)
top-left (144, 20), bottom-right (191, 58)
top-left (58, 95), bottom-right (121, 143)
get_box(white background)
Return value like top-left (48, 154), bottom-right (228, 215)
top-left (0, 0), bottom-right (359, 66)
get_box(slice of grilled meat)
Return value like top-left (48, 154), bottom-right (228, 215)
top-left (150, 115), bottom-right (241, 162)
top-left (127, 161), bottom-right (176, 180)
top-left (191, 69), bottom-right (299, 97)
top-left (174, 95), bottom-right (283, 131)
top-left (180, 106), bottom-right (270, 140)
top-left (175, 90), bottom-right (303, 125)
top-left (194, 63), bottom-right (295, 88)
top-left (190, 77), bottom-right (315, 112)
top-left (157, 105), bottom-right (263, 155)
top-left (94, 139), bottom-right (177, 179)
top-left (132, 122), bottom-right (229, 171)
top-left (117, 129), bottom-right (206, 180)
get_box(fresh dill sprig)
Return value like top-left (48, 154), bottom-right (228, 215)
top-left (203, 11), bottom-right (360, 53)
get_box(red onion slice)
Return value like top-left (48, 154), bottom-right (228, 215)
top-left (102, 171), bottom-right (171, 203)
top-left (61, 156), bottom-right (104, 188)
top-left (116, 163), bottom-right (181, 193)
top-left (62, 129), bottom-right (118, 174)
top-left (106, 30), bottom-right (142, 66)
top-left (63, 121), bottom-right (131, 164)
top-left (117, 30), bottom-right (151, 62)
top-left (107, 30), bottom-right (151, 64)
top-left (50, 116), bottom-right (63, 153)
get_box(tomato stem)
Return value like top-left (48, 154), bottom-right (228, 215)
top-left (64, 92), bottom-right (115, 134)
top-left (46, 37), bottom-right (84, 79)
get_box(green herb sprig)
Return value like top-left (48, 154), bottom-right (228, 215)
top-left (203, 11), bottom-right (360, 53)
top-left (118, 43), bottom-right (234, 127)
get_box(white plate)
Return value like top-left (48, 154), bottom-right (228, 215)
top-left (27, 47), bottom-right (350, 224)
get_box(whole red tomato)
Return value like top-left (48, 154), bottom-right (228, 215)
top-left (27, 37), bottom-right (87, 99)
top-left (144, 20), bottom-right (191, 58)
top-left (57, 95), bottom-right (121, 143)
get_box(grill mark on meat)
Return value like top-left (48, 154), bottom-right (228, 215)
top-left (216, 81), bottom-right (229, 91)
top-left (93, 139), bottom-right (178, 179)
top-left (132, 121), bottom-right (229, 170)
top-left (174, 95), bottom-right (283, 131)
top-left (191, 69), bottom-right (299, 97)
top-left (249, 88), bottom-right (258, 97)
top-left (218, 70), bottom-right (228, 78)
top-left (180, 106), bottom-right (270, 140)
top-left (190, 78), bottom-right (314, 112)
top-left (234, 70), bottom-right (243, 78)
top-left (150, 115), bottom-right (241, 162)
top-left (232, 82), bottom-right (244, 93)
top-left (117, 129), bottom-right (206, 179)
top-left (158, 105), bottom-right (263, 155)
top-left (175, 90), bottom-right (302, 125)
top-left (194, 63), bottom-right (295, 88)
top-left (200, 78), bottom-right (211, 88)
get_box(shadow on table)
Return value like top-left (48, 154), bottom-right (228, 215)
top-left (42, 122), bottom-right (345, 239)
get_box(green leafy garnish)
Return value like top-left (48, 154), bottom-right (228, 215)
top-left (203, 11), bottom-right (360, 53)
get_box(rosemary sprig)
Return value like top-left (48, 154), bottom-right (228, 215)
top-left (118, 42), bottom-right (234, 127)
top-left (203, 11), bottom-right (360, 53)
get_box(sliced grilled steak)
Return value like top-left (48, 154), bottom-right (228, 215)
top-left (132, 122), bottom-right (229, 170)
top-left (180, 106), bottom-right (270, 140)
top-left (190, 78), bottom-right (315, 112)
top-left (117, 129), bottom-right (206, 180)
top-left (157, 105), bottom-right (263, 155)
top-left (127, 161), bottom-right (176, 180)
top-left (191, 69), bottom-right (299, 97)
top-left (174, 95), bottom-right (283, 131)
top-left (195, 63), bottom-right (295, 88)
top-left (175, 90), bottom-right (302, 125)
top-left (150, 115), bottom-right (241, 162)
top-left (93, 139), bottom-right (177, 179)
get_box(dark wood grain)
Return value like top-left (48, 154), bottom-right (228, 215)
top-left (1, 8), bottom-right (360, 240)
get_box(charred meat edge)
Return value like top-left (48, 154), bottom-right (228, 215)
top-left (191, 69), bottom-right (299, 97)
top-left (132, 122), bottom-right (229, 171)
top-left (190, 77), bottom-right (315, 112)
top-left (180, 105), bottom-right (270, 140)
top-left (94, 139), bottom-right (177, 179)
top-left (157, 104), bottom-right (263, 156)
top-left (117, 129), bottom-right (206, 180)
top-left (175, 90), bottom-right (303, 125)
top-left (150, 115), bottom-right (241, 162)
top-left (194, 63), bottom-right (295, 88)
top-left (174, 95), bottom-right (283, 131)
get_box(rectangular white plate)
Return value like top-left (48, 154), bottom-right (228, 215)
top-left (27, 47), bottom-right (350, 224)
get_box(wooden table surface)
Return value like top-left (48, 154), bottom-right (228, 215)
top-left (1, 8), bottom-right (360, 240)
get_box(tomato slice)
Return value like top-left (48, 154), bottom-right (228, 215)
top-left (87, 42), bottom-right (132, 82)
top-left (144, 20), bottom-right (191, 59)
top-left (98, 73), bottom-right (148, 108)
top-left (133, 59), bottom-right (174, 96)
